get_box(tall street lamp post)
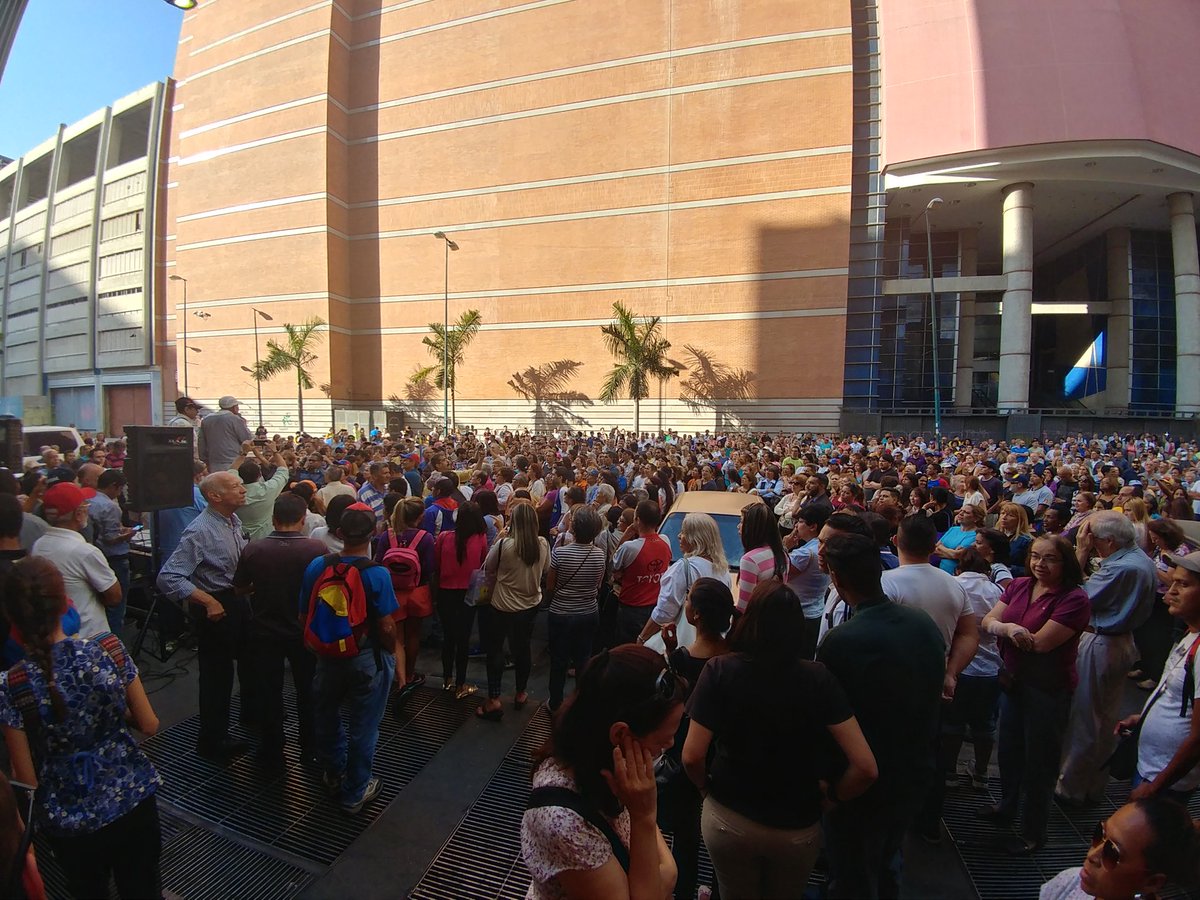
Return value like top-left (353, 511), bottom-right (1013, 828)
top-left (432, 231), bottom-right (460, 432)
top-left (251, 307), bottom-right (273, 427)
top-left (168, 274), bottom-right (189, 396)
top-left (919, 197), bottom-right (945, 447)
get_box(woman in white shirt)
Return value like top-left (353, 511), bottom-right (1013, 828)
top-left (635, 513), bottom-right (731, 646)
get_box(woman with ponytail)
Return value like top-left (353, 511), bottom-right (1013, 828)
top-left (0, 558), bottom-right (162, 899)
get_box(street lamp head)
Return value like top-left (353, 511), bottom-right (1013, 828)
top-left (446, 239), bottom-right (459, 251)
top-left (164, 0), bottom-right (198, 8)
top-left (169, 274), bottom-right (186, 282)
top-left (926, 197), bottom-right (944, 211)
top-left (188, 346), bottom-right (202, 353)
top-left (240, 366), bottom-right (254, 373)
top-left (254, 308), bottom-right (274, 321)
top-left (193, 310), bottom-right (211, 319)
top-left (433, 231), bottom-right (446, 240)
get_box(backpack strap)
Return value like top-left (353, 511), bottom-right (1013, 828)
top-left (5, 662), bottom-right (41, 735)
top-left (92, 632), bottom-right (127, 674)
top-left (527, 786), bottom-right (629, 873)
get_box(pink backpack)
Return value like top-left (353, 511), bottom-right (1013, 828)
top-left (382, 529), bottom-right (426, 593)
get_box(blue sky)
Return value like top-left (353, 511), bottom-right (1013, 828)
top-left (0, 0), bottom-right (182, 159)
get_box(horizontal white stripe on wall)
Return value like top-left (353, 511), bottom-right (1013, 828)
top-left (176, 224), bottom-right (348, 252)
top-left (178, 94), bottom-right (333, 140)
top-left (190, 1), bottom-right (335, 55)
top-left (175, 126), bottom-right (339, 166)
top-left (181, 30), bottom-right (335, 85)
top-left (352, 0), bottom-right (572, 50)
top-left (350, 28), bottom-right (851, 114)
top-left (185, 306), bottom-right (845, 340)
top-left (357, 65), bottom-right (852, 145)
top-left (360, 185), bottom-right (851, 240)
top-left (168, 146), bottom-right (849, 224)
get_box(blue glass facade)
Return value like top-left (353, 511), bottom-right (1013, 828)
top-left (1129, 230), bottom-right (1176, 412)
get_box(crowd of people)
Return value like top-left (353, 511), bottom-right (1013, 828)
top-left (0, 392), bottom-right (1199, 898)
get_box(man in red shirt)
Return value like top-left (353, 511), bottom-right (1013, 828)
top-left (611, 500), bottom-right (673, 644)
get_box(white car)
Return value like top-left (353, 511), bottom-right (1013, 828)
top-left (22, 425), bottom-right (84, 469)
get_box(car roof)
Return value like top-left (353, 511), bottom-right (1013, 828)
top-left (664, 491), bottom-right (764, 517)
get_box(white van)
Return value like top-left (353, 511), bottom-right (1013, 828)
top-left (22, 425), bottom-right (85, 468)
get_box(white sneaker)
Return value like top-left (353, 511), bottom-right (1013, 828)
top-left (342, 777), bottom-right (382, 815)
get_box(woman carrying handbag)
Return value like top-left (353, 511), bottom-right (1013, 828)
top-left (545, 508), bottom-right (607, 712)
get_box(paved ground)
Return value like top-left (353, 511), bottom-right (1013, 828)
top-left (126, 608), bottom-right (981, 900)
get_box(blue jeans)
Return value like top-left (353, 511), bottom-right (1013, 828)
top-left (548, 611), bottom-right (598, 709)
top-left (313, 648), bottom-right (395, 806)
top-left (106, 554), bottom-right (130, 635)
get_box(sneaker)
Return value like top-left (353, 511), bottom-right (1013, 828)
top-left (342, 777), bottom-right (382, 815)
top-left (944, 771), bottom-right (960, 788)
top-left (969, 770), bottom-right (988, 791)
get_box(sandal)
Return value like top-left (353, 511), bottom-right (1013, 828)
top-left (513, 692), bottom-right (528, 710)
top-left (456, 684), bottom-right (478, 700)
top-left (442, 680), bottom-right (456, 693)
top-left (476, 704), bottom-right (504, 721)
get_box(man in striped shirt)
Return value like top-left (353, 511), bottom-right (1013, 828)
top-left (357, 461), bottom-right (390, 530)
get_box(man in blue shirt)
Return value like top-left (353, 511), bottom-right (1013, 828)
top-left (300, 504), bottom-right (399, 814)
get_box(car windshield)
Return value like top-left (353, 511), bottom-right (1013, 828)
top-left (23, 430), bottom-right (80, 456)
top-left (659, 512), bottom-right (742, 573)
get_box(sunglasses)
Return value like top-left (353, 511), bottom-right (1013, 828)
top-left (1091, 822), bottom-right (1122, 869)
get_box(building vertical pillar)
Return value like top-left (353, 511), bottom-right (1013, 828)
top-left (998, 182), bottom-right (1034, 411)
top-left (1105, 228), bottom-right (1131, 410)
top-left (1169, 192), bottom-right (1200, 415)
top-left (954, 228), bottom-right (978, 408)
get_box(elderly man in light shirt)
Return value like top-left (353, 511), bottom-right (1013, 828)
top-left (1056, 511), bottom-right (1159, 804)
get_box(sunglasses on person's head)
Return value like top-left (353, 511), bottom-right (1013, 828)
top-left (1092, 821), bottom-right (1122, 869)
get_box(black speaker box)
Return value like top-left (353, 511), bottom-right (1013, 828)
top-left (0, 417), bottom-right (20, 471)
top-left (125, 426), bottom-right (195, 511)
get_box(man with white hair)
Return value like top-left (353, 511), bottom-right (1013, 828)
top-left (198, 395), bottom-right (252, 473)
top-left (1056, 510), bottom-right (1158, 805)
top-left (157, 470), bottom-right (250, 761)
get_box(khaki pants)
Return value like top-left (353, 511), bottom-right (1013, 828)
top-left (701, 795), bottom-right (821, 900)
top-left (1056, 631), bottom-right (1137, 802)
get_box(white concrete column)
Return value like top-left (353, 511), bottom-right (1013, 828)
top-left (1105, 228), bottom-right (1131, 409)
top-left (1169, 192), bottom-right (1200, 415)
top-left (998, 183), bottom-right (1034, 411)
top-left (954, 228), bottom-right (978, 408)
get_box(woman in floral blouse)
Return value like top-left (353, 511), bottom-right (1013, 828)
top-left (0, 557), bottom-right (162, 899)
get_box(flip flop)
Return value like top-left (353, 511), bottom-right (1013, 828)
top-left (476, 705), bottom-right (503, 721)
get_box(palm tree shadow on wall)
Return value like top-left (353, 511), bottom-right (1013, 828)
top-left (386, 368), bottom-right (439, 432)
top-left (674, 344), bottom-right (756, 430)
top-left (507, 359), bottom-right (593, 431)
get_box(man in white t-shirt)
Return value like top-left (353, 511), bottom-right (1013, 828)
top-left (1123, 551), bottom-right (1200, 802)
top-left (883, 515), bottom-right (978, 698)
top-left (30, 482), bottom-right (121, 638)
top-left (316, 465), bottom-right (357, 510)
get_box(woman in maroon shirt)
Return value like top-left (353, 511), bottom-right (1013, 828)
top-left (979, 534), bottom-right (1091, 855)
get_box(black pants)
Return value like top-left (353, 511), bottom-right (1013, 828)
top-left (824, 798), bottom-right (912, 899)
top-left (436, 587), bottom-right (475, 686)
top-left (800, 616), bottom-right (821, 661)
top-left (49, 794), bottom-right (161, 900)
top-left (242, 632), bottom-right (316, 754)
top-left (548, 611), bottom-right (598, 709)
top-left (997, 680), bottom-right (1072, 844)
top-left (479, 605), bottom-right (537, 698)
top-left (1133, 597), bottom-right (1175, 682)
top-left (190, 591), bottom-right (249, 749)
top-left (615, 603), bottom-right (653, 646)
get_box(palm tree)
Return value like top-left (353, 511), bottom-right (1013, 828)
top-left (598, 302), bottom-right (678, 434)
top-left (250, 316), bottom-right (325, 435)
top-left (410, 308), bottom-right (482, 431)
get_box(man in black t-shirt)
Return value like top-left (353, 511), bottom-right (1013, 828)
top-left (233, 494), bottom-right (327, 767)
top-left (0, 494), bottom-right (26, 575)
top-left (818, 533), bottom-right (946, 899)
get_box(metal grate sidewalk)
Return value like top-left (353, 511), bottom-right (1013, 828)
top-left (944, 775), bottom-right (1200, 900)
top-left (139, 684), bottom-right (474, 866)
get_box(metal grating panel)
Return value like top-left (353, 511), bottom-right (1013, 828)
top-left (410, 710), bottom-right (823, 900)
top-left (944, 776), bottom-right (1200, 900)
top-left (140, 684), bottom-right (473, 867)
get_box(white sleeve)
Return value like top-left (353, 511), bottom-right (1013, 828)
top-left (82, 545), bottom-right (119, 593)
top-left (650, 558), bottom-right (689, 626)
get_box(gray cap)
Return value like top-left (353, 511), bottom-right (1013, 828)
top-left (1163, 551), bottom-right (1200, 576)
top-left (218, 395), bottom-right (240, 410)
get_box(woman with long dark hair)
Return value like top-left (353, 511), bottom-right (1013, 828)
top-left (522, 645), bottom-right (683, 899)
top-left (736, 502), bottom-right (787, 613)
top-left (0, 558), bottom-right (162, 899)
top-left (433, 501), bottom-right (489, 699)
top-left (477, 504), bottom-right (549, 720)
top-left (682, 580), bottom-right (877, 899)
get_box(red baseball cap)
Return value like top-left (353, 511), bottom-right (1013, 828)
top-left (347, 502), bottom-right (374, 513)
top-left (42, 482), bottom-right (87, 517)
